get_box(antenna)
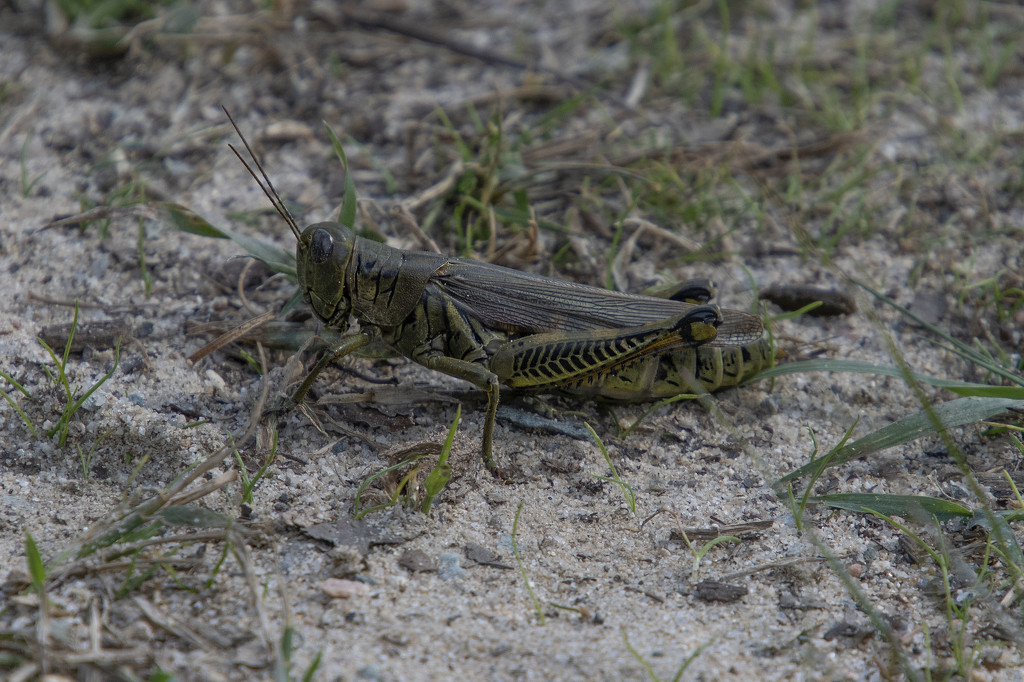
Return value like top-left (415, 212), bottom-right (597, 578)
top-left (222, 106), bottom-right (303, 241)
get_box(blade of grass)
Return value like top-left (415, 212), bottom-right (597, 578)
top-left (0, 373), bottom-right (37, 438)
top-left (622, 629), bottom-right (661, 682)
top-left (511, 500), bottom-right (545, 625)
top-left (971, 510), bottom-right (1024, 569)
top-left (853, 278), bottom-right (1024, 387)
top-left (159, 201), bottom-right (235, 238)
top-left (302, 651), bottom-right (323, 682)
top-left (159, 203), bottom-right (297, 278)
top-left (622, 628), bottom-right (713, 682)
top-left (0, 369), bottom-right (32, 399)
top-left (458, 196), bottom-right (568, 233)
top-left (787, 419), bottom-right (859, 531)
top-left (617, 392), bottom-right (698, 439)
top-left (137, 217), bottom-right (153, 297)
top-left (806, 493), bottom-right (972, 521)
top-left (61, 300), bottom-right (78, 369)
top-left (51, 338), bottom-right (121, 447)
top-left (20, 131), bottom-right (48, 197)
top-left (323, 122), bottom-right (358, 228)
top-left (24, 529), bottom-right (48, 658)
top-left (749, 359), bottom-right (1022, 396)
top-left (421, 405), bottom-right (459, 514)
top-left (353, 455), bottom-right (430, 519)
top-left (690, 536), bottom-right (740, 584)
top-left (25, 530), bottom-right (46, 592)
top-left (778, 396), bottom-right (1022, 484)
top-left (585, 422), bottom-right (636, 515)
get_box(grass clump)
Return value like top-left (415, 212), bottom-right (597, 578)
top-left (2, 302), bottom-right (121, 452)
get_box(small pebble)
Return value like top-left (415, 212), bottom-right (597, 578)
top-left (320, 578), bottom-right (371, 599)
top-left (205, 369), bottom-right (227, 392)
top-left (437, 552), bottom-right (465, 580)
top-left (398, 549), bottom-right (436, 573)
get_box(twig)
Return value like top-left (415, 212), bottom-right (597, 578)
top-left (391, 205), bottom-right (441, 254)
top-left (189, 311), bottom-right (275, 363)
top-left (339, 6), bottom-right (590, 90)
top-left (236, 259), bottom-right (263, 317)
top-left (133, 596), bottom-right (212, 652)
top-left (399, 160), bottom-right (465, 214)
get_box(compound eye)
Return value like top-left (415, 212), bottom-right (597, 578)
top-left (310, 229), bottom-right (334, 264)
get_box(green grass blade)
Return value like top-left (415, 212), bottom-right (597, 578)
top-left (353, 455), bottom-right (430, 519)
top-left (56, 338), bottom-right (121, 447)
top-left (585, 422), bottom-right (636, 515)
top-left (694, 535), bottom-right (742, 561)
top-left (75, 516), bottom-right (155, 559)
top-left (159, 201), bottom-right (233, 238)
top-left (671, 639), bottom-right (714, 682)
top-left (323, 121), bottom-right (358, 228)
top-left (279, 289), bottom-right (306, 317)
top-left (511, 500), bottom-right (545, 625)
top-left (945, 386), bottom-right (1024, 399)
top-left (25, 530), bottom-right (46, 592)
top-left (853, 278), bottom-right (1024, 386)
top-left (622, 629), bottom-right (661, 682)
top-left (137, 217), bottom-right (153, 297)
top-left (767, 300), bottom-right (823, 321)
top-left (433, 105), bottom-right (472, 162)
top-left (20, 131), bottom-right (48, 198)
top-left (807, 493), bottom-right (972, 521)
top-left (0, 385), bottom-right (37, 439)
top-left (159, 202), bottom-right (297, 278)
top-left (422, 405), bottom-right (459, 514)
top-left (748, 359), bottom-right (1010, 393)
top-left (790, 419), bottom-right (859, 527)
top-left (220, 230), bottom-right (297, 279)
top-left (458, 196), bottom-right (568, 233)
top-left (61, 301), bottom-right (79, 370)
top-left (302, 651), bottom-right (324, 682)
top-left (778, 396), bottom-right (1022, 484)
top-left (0, 368), bottom-right (33, 399)
top-left (619, 392), bottom-right (697, 439)
top-left (971, 510), bottom-right (1024, 568)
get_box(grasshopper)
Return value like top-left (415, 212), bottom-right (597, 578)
top-left (226, 114), bottom-right (770, 473)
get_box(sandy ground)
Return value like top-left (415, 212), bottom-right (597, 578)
top-left (1, 1), bottom-right (1023, 680)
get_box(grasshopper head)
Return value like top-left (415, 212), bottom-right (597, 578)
top-left (296, 222), bottom-right (355, 331)
top-left (221, 113), bottom-right (357, 333)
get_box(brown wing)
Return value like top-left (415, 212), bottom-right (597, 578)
top-left (431, 257), bottom-right (764, 347)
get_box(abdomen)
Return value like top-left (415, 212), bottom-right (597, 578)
top-left (558, 337), bottom-right (774, 400)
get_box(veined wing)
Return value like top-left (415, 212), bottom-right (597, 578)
top-left (430, 257), bottom-right (764, 347)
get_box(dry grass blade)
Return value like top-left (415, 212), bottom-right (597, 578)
top-left (611, 218), bottom-right (700, 292)
top-left (133, 596), bottom-right (217, 652)
top-left (337, 5), bottom-right (587, 89)
top-left (391, 204), bottom-right (441, 253)
top-left (400, 159), bottom-right (465, 213)
top-left (40, 205), bottom-right (161, 231)
top-left (189, 310), bottom-right (276, 363)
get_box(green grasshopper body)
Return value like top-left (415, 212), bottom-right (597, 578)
top-left (228, 117), bottom-right (769, 473)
